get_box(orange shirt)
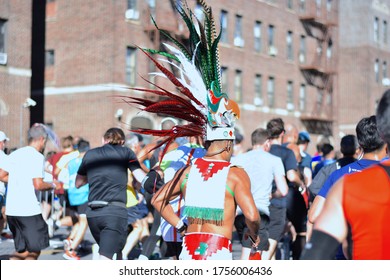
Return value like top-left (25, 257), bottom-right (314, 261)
top-left (343, 161), bottom-right (390, 260)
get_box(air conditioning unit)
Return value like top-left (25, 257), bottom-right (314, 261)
top-left (268, 46), bottom-right (278, 56)
top-left (254, 97), bottom-right (263, 106)
top-left (287, 103), bottom-right (295, 110)
top-left (234, 37), bottom-right (245, 47)
top-left (299, 53), bottom-right (306, 63)
top-left (125, 9), bottom-right (139, 20)
top-left (0, 53), bottom-right (7, 65)
top-left (383, 78), bottom-right (390, 87)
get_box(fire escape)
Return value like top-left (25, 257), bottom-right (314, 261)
top-left (141, 0), bottom-right (189, 105)
top-left (298, 0), bottom-right (338, 136)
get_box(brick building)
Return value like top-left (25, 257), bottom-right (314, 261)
top-left (42, 0), bottom-right (339, 152)
top-left (2, 1), bottom-right (389, 154)
top-left (0, 0), bottom-right (33, 149)
top-left (337, 0), bottom-right (390, 136)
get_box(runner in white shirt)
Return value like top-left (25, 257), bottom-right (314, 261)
top-left (0, 124), bottom-right (56, 260)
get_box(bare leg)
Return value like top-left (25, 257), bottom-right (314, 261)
top-left (70, 216), bottom-right (88, 250)
top-left (122, 220), bottom-right (142, 259)
top-left (10, 251), bottom-right (40, 260)
top-left (261, 239), bottom-right (278, 260)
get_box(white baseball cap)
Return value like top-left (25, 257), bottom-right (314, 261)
top-left (0, 131), bottom-right (10, 142)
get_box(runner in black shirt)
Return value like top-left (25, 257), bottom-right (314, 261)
top-left (76, 128), bottom-right (146, 260)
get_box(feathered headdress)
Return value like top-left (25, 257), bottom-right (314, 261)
top-left (123, 0), bottom-right (240, 154)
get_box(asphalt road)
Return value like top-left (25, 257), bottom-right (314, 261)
top-left (0, 226), bottom-right (244, 260)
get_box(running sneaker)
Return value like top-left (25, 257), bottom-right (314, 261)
top-left (63, 249), bottom-right (80, 260)
top-left (63, 238), bottom-right (73, 251)
top-left (46, 218), bottom-right (54, 238)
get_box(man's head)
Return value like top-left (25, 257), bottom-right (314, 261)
top-left (160, 117), bottom-right (178, 130)
top-left (61, 135), bottom-right (74, 150)
top-left (0, 131), bottom-right (9, 151)
top-left (297, 131), bottom-right (311, 152)
top-left (251, 128), bottom-right (270, 150)
top-left (266, 118), bottom-right (285, 140)
top-left (103, 128), bottom-right (125, 146)
top-left (340, 134), bottom-right (359, 157)
top-left (204, 139), bottom-right (234, 160)
top-left (126, 133), bottom-right (142, 154)
top-left (28, 123), bottom-right (48, 152)
top-left (77, 139), bottom-right (90, 154)
top-left (356, 115), bottom-right (385, 154)
top-left (321, 143), bottom-right (334, 159)
top-left (376, 89), bottom-right (390, 147)
top-left (297, 131), bottom-right (310, 145)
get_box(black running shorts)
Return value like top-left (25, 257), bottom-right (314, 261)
top-left (7, 214), bottom-right (50, 253)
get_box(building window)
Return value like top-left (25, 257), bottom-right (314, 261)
top-left (287, 0), bottom-right (293, 10)
top-left (254, 21), bottom-right (262, 53)
top-left (317, 89), bottom-right (324, 107)
top-left (45, 50), bottom-right (55, 66)
top-left (268, 25), bottom-right (277, 56)
top-left (384, 20), bottom-right (388, 44)
top-left (148, 58), bottom-right (156, 88)
top-left (326, 0), bottom-right (332, 12)
top-left (194, 3), bottom-right (204, 22)
top-left (316, 0), bottom-right (322, 16)
top-left (299, 84), bottom-right (306, 112)
top-left (287, 81), bottom-right (294, 110)
top-left (0, 19), bottom-right (7, 54)
top-left (220, 10), bottom-right (228, 43)
top-left (327, 92), bottom-right (332, 106)
top-left (286, 31), bottom-right (293, 60)
top-left (375, 59), bottom-right (380, 83)
top-left (299, 35), bottom-right (306, 63)
top-left (299, 0), bottom-right (306, 12)
top-left (254, 74), bottom-right (263, 106)
top-left (327, 38), bottom-right (333, 59)
top-left (234, 70), bottom-right (243, 102)
top-left (234, 15), bottom-right (244, 47)
top-left (221, 67), bottom-right (228, 93)
top-left (268, 25), bottom-right (275, 47)
top-left (126, 0), bottom-right (139, 20)
top-left (267, 77), bottom-right (275, 108)
top-left (148, 0), bottom-right (156, 21)
top-left (126, 46), bottom-right (137, 86)
top-left (383, 61), bottom-right (388, 79)
top-left (374, 17), bottom-right (379, 42)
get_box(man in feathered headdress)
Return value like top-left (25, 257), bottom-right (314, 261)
top-left (125, 1), bottom-right (260, 260)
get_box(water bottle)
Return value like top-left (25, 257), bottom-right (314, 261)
top-left (249, 246), bottom-right (261, 260)
top-left (53, 196), bottom-right (61, 211)
top-left (248, 235), bottom-right (261, 260)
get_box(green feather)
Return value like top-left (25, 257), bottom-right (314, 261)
top-left (150, 16), bottom-right (191, 60)
top-left (142, 48), bottom-right (180, 62)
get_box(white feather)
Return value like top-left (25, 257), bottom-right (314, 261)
top-left (162, 43), bottom-right (208, 114)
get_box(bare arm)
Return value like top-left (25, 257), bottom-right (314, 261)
top-left (308, 195), bottom-right (326, 224)
top-left (312, 178), bottom-right (348, 243)
top-left (132, 168), bottom-right (146, 185)
top-left (273, 173), bottom-right (288, 198)
top-left (287, 169), bottom-right (304, 187)
top-left (75, 174), bottom-right (88, 188)
top-left (233, 167), bottom-right (260, 242)
top-left (303, 167), bottom-right (312, 187)
top-left (33, 178), bottom-right (55, 191)
top-left (151, 167), bottom-right (188, 229)
top-left (0, 169), bottom-right (8, 183)
top-left (301, 178), bottom-right (347, 259)
top-left (306, 195), bottom-right (326, 240)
